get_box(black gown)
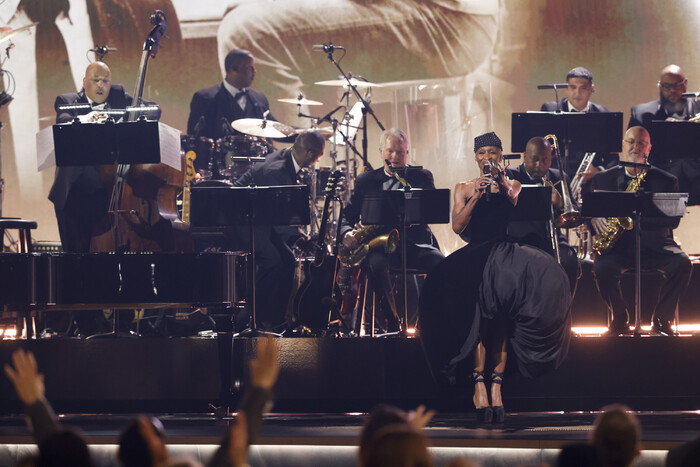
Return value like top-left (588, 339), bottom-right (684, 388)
top-left (419, 192), bottom-right (571, 381)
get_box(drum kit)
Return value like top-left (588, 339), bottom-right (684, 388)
top-left (182, 77), bottom-right (381, 187)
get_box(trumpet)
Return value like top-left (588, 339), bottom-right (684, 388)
top-left (543, 134), bottom-right (584, 228)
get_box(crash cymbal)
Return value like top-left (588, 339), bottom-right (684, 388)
top-left (314, 78), bottom-right (381, 88)
top-left (278, 97), bottom-right (323, 106)
top-left (231, 118), bottom-right (293, 138)
top-left (0, 23), bottom-right (38, 44)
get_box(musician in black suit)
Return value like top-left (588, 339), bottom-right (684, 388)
top-left (628, 64), bottom-right (700, 205)
top-left (340, 128), bottom-right (445, 331)
top-left (48, 61), bottom-right (162, 254)
top-left (187, 49), bottom-right (276, 141)
top-left (540, 67), bottom-right (618, 179)
top-left (506, 137), bottom-right (580, 294)
top-left (590, 126), bottom-right (691, 336)
top-left (233, 130), bottom-right (325, 329)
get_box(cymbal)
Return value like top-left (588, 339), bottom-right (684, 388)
top-left (231, 118), bottom-right (293, 138)
top-left (0, 23), bottom-right (39, 45)
top-left (315, 78), bottom-right (381, 88)
top-left (278, 97), bottom-right (323, 106)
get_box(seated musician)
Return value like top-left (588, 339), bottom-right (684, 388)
top-left (47, 61), bottom-right (161, 337)
top-left (233, 130), bottom-right (325, 330)
top-left (340, 128), bottom-right (444, 332)
top-left (49, 61), bottom-right (161, 254)
top-left (187, 49), bottom-right (277, 141)
top-left (540, 66), bottom-right (618, 182)
top-left (506, 136), bottom-right (580, 294)
top-left (590, 126), bottom-right (691, 336)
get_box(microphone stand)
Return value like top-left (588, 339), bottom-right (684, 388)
top-left (537, 83), bottom-right (568, 112)
top-left (321, 48), bottom-right (384, 173)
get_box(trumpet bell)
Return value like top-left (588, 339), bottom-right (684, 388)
top-left (557, 211), bottom-right (584, 229)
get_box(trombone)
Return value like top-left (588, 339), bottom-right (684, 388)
top-left (543, 134), bottom-right (584, 229)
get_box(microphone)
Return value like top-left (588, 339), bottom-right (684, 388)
top-left (483, 164), bottom-right (491, 201)
top-left (537, 83), bottom-right (568, 90)
top-left (220, 117), bottom-right (234, 136)
top-left (192, 116), bottom-right (206, 137)
top-left (90, 45), bottom-right (117, 61)
top-left (312, 43), bottom-right (344, 53)
top-left (318, 105), bottom-right (344, 124)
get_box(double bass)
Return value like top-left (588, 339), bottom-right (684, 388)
top-left (91, 10), bottom-right (191, 253)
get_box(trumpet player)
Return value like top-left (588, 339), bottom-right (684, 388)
top-left (340, 128), bottom-right (444, 332)
top-left (590, 126), bottom-right (691, 337)
top-left (506, 137), bottom-right (581, 294)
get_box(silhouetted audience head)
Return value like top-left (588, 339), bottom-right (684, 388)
top-left (358, 405), bottom-right (409, 457)
top-left (666, 435), bottom-right (700, 467)
top-left (362, 424), bottom-right (433, 467)
top-left (118, 416), bottom-right (167, 467)
top-left (557, 442), bottom-right (603, 467)
top-left (36, 429), bottom-right (94, 467)
top-left (591, 405), bottom-right (641, 467)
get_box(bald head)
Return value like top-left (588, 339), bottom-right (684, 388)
top-left (292, 130), bottom-right (325, 168)
top-left (622, 126), bottom-right (651, 169)
top-left (523, 137), bottom-right (553, 179)
top-left (83, 62), bottom-right (112, 104)
top-left (658, 64), bottom-right (687, 104)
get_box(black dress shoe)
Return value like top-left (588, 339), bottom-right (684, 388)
top-left (651, 318), bottom-right (678, 336)
top-left (604, 320), bottom-right (630, 336)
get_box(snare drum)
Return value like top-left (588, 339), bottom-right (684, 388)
top-left (216, 135), bottom-right (272, 180)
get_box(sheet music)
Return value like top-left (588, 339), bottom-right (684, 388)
top-left (36, 126), bottom-right (56, 171)
top-left (158, 122), bottom-right (181, 170)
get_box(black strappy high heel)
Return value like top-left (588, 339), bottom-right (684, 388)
top-left (491, 371), bottom-right (505, 423)
top-left (473, 370), bottom-right (493, 424)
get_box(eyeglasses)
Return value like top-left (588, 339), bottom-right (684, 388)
top-left (623, 138), bottom-right (650, 148)
top-left (658, 79), bottom-right (687, 91)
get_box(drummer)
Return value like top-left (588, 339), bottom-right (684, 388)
top-left (187, 49), bottom-right (283, 140)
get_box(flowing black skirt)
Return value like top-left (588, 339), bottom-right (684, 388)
top-left (419, 241), bottom-right (572, 381)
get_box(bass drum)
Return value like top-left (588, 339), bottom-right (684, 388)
top-left (216, 135), bottom-right (271, 181)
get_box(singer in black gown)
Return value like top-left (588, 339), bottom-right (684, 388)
top-left (419, 132), bottom-right (571, 422)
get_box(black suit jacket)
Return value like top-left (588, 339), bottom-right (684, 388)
top-left (48, 85), bottom-right (161, 210)
top-left (340, 167), bottom-right (439, 250)
top-left (591, 165), bottom-right (682, 254)
top-left (540, 98), bottom-right (610, 113)
top-left (233, 147), bottom-right (302, 246)
top-left (506, 164), bottom-right (572, 249)
top-left (628, 98), bottom-right (700, 130)
top-left (187, 83), bottom-right (273, 140)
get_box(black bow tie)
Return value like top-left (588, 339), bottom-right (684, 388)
top-left (234, 89), bottom-right (248, 100)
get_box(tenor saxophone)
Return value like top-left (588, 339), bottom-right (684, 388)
top-left (592, 169), bottom-right (648, 254)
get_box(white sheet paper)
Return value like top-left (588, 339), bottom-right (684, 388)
top-left (158, 122), bottom-right (181, 171)
top-left (36, 126), bottom-right (56, 171)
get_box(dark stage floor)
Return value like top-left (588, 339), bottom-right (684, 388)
top-left (0, 411), bottom-right (696, 466)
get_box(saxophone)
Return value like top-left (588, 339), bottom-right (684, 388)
top-left (338, 225), bottom-right (399, 266)
top-left (592, 169), bottom-right (648, 254)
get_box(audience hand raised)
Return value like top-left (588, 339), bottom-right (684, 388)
top-left (4, 349), bottom-right (45, 406)
top-left (250, 336), bottom-right (280, 390)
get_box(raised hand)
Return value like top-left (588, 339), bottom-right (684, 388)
top-left (249, 335), bottom-right (280, 390)
top-left (4, 349), bottom-right (44, 406)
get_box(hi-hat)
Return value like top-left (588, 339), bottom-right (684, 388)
top-left (278, 97), bottom-right (323, 106)
top-left (315, 78), bottom-right (381, 88)
top-left (231, 118), bottom-right (293, 138)
top-left (0, 23), bottom-right (38, 44)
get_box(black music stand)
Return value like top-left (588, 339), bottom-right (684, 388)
top-left (361, 188), bottom-right (450, 333)
top-left (53, 119), bottom-right (165, 338)
top-left (649, 120), bottom-right (700, 205)
top-left (582, 190), bottom-right (688, 334)
top-left (53, 119), bottom-right (161, 166)
top-left (190, 184), bottom-right (310, 334)
top-left (511, 112), bottom-right (623, 172)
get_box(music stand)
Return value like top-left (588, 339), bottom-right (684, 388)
top-left (511, 112), bottom-right (623, 173)
top-left (361, 188), bottom-right (450, 333)
top-left (190, 184), bottom-right (310, 334)
top-left (649, 120), bottom-right (700, 205)
top-left (582, 190), bottom-right (688, 334)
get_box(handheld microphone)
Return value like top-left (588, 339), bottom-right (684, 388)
top-left (483, 164), bottom-right (491, 201)
top-left (312, 43), bottom-right (344, 53)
